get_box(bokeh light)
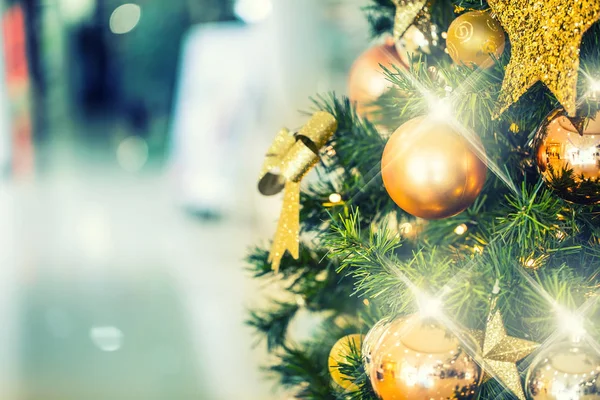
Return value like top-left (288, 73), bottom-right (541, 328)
top-left (454, 224), bottom-right (468, 235)
top-left (59, 0), bottom-right (95, 23)
top-left (77, 204), bottom-right (113, 262)
top-left (90, 326), bottom-right (124, 352)
top-left (116, 136), bottom-right (149, 172)
top-left (234, 0), bottom-right (273, 23)
top-left (328, 193), bottom-right (342, 203)
top-left (109, 4), bottom-right (142, 35)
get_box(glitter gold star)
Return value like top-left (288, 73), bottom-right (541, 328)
top-left (473, 308), bottom-right (539, 400)
top-left (392, 0), bottom-right (427, 41)
top-left (488, 0), bottom-right (600, 117)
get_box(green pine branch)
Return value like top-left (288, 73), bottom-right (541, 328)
top-left (248, 2), bottom-right (600, 398)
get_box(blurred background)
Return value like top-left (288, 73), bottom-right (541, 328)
top-left (0, 0), bottom-right (373, 398)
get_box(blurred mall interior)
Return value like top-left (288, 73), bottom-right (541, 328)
top-left (0, 0), bottom-right (371, 398)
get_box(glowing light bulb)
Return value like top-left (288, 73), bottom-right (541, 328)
top-left (426, 94), bottom-right (453, 121)
top-left (588, 78), bottom-right (600, 100)
top-left (555, 306), bottom-right (586, 341)
top-left (328, 193), bottom-right (342, 204)
top-left (417, 292), bottom-right (442, 318)
top-left (524, 258), bottom-right (536, 268)
top-left (454, 224), bottom-right (468, 235)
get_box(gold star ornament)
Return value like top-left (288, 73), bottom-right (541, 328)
top-left (474, 308), bottom-right (539, 400)
top-left (488, 0), bottom-right (600, 117)
top-left (392, 0), bottom-right (427, 41)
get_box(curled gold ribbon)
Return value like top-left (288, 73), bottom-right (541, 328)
top-left (258, 112), bottom-right (337, 272)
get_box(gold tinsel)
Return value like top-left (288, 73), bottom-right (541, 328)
top-left (488, 0), bottom-right (600, 117)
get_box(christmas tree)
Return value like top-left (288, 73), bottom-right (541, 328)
top-left (247, 0), bottom-right (600, 399)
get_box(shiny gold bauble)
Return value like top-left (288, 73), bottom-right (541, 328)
top-left (348, 38), bottom-right (407, 119)
top-left (381, 116), bottom-right (487, 219)
top-left (362, 318), bottom-right (391, 375)
top-left (526, 341), bottom-right (600, 399)
top-left (533, 108), bottom-right (600, 205)
top-left (328, 334), bottom-right (363, 391)
top-left (446, 11), bottom-right (505, 68)
top-left (369, 316), bottom-right (482, 400)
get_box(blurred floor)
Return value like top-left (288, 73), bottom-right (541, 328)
top-left (0, 1), bottom-right (375, 398)
top-left (4, 131), bottom-right (277, 400)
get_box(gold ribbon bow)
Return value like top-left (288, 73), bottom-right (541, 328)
top-left (258, 112), bottom-right (337, 272)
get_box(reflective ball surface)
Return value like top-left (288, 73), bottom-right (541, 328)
top-left (533, 108), bottom-right (600, 204)
top-left (369, 316), bottom-right (482, 400)
top-left (446, 11), bottom-right (505, 68)
top-left (348, 39), bottom-right (407, 119)
top-left (362, 318), bottom-right (391, 375)
top-left (381, 116), bottom-right (487, 219)
top-left (526, 341), bottom-right (600, 399)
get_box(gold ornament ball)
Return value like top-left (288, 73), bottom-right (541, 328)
top-left (446, 11), bottom-right (505, 69)
top-left (328, 334), bottom-right (363, 391)
top-left (533, 108), bottom-right (600, 205)
top-left (526, 341), bottom-right (600, 399)
top-left (348, 38), bottom-right (407, 119)
top-left (381, 116), bottom-right (487, 219)
top-left (369, 315), bottom-right (482, 400)
top-left (362, 318), bottom-right (391, 375)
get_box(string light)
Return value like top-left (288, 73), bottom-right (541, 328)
top-left (454, 224), bottom-right (468, 235)
top-left (426, 94), bottom-right (453, 121)
top-left (328, 193), bottom-right (342, 204)
top-left (323, 193), bottom-right (345, 208)
top-left (555, 306), bottom-right (586, 342)
top-left (416, 292), bottom-right (443, 318)
top-left (587, 77), bottom-right (600, 100)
